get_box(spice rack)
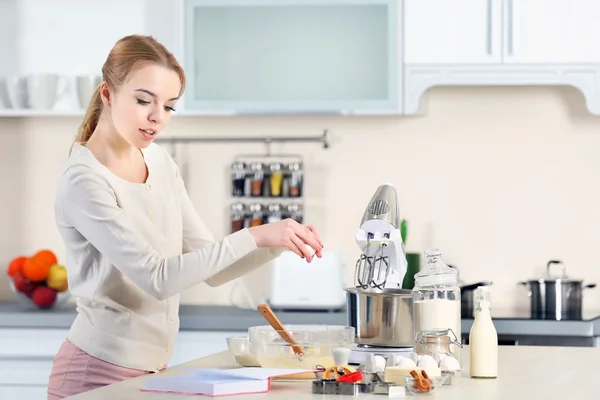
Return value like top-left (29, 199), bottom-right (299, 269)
top-left (155, 130), bottom-right (329, 234)
top-left (230, 154), bottom-right (305, 233)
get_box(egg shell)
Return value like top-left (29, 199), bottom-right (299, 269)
top-left (440, 355), bottom-right (461, 372)
top-left (417, 354), bottom-right (438, 369)
top-left (396, 357), bottom-right (417, 368)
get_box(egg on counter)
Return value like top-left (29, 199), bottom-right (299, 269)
top-left (417, 354), bottom-right (438, 369)
top-left (439, 355), bottom-right (461, 372)
top-left (396, 357), bottom-right (417, 368)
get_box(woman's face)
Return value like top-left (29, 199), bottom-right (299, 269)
top-left (104, 63), bottom-right (181, 149)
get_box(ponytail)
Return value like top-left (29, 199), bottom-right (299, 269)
top-left (71, 86), bottom-right (103, 153)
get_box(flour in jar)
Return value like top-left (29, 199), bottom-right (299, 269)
top-left (413, 299), bottom-right (461, 355)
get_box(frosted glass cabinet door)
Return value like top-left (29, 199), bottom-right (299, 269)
top-left (183, 0), bottom-right (401, 114)
top-left (504, 0), bottom-right (600, 64)
top-left (404, 0), bottom-right (502, 64)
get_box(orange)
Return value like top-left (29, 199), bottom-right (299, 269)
top-left (33, 249), bottom-right (58, 268)
top-left (7, 256), bottom-right (27, 277)
top-left (22, 250), bottom-right (58, 282)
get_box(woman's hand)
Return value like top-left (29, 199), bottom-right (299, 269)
top-left (248, 218), bottom-right (324, 262)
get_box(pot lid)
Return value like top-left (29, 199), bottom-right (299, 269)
top-left (527, 260), bottom-right (583, 283)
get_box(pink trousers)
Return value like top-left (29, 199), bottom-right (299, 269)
top-left (47, 339), bottom-right (154, 399)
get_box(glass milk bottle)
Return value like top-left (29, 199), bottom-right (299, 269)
top-left (469, 286), bottom-right (498, 378)
top-left (412, 249), bottom-right (461, 361)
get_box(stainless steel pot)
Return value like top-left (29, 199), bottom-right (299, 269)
top-left (344, 287), bottom-right (413, 347)
top-left (519, 260), bottom-right (596, 321)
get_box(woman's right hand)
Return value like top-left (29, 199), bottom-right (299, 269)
top-left (248, 218), bottom-right (324, 262)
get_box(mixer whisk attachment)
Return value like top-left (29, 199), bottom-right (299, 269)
top-left (355, 240), bottom-right (391, 290)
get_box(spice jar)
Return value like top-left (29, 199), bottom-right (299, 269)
top-left (286, 203), bottom-right (303, 224)
top-left (412, 249), bottom-right (461, 360)
top-left (287, 162), bottom-right (303, 197)
top-left (250, 162), bottom-right (264, 197)
top-left (230, 203), bottom-right (245, 233)
top-left (231, 162), bottom-right (246, 197)
top-left (266, 203), bottom-right (283, 223)
top-left (269, 163), bottom-right (283, 197)
top-left (249, 203), bottom-right (264, 227)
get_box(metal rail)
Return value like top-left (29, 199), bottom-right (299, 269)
top-left (155, 129), bottom-right (330, 149)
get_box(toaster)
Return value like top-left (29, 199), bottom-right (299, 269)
top-left (268, 250), bottom-right (347, 311)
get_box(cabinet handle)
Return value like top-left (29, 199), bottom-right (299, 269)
top-left (487, 0), bottom-right (492, 54)
top-left (507, 0), bottom-right (514, 55)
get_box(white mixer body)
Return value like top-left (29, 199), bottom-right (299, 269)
top-left (356, 224), bottom-right (407, 288)
top-left (354, 183), bottom-right (408, 289)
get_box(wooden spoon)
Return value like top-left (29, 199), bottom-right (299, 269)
top-left (257, 304), bottom-right (304, 356)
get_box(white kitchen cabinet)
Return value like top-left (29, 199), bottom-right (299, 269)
top-left (503, 0), bottom-right (600, 64)
top-left (182, 0), bottom-right (402, 115)
top-left (404, 0), bottom-right (502, 64)
top-left (0, 327), bottom-right (242, 400)
top-left (171, 330), bottom-right (241, 366)
top-left (0, 328), bottom-right (68, 400)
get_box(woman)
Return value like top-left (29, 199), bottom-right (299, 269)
top-left (47, 34), bottom-right (323, 399)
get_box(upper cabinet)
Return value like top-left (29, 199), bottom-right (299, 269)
top-left (403, 0), bottom-right (600, 115)
top-left (182, 0), bottom-right (402, 115)
top-left (4, 0), bottom-right (600, 117)
top-left (504, 0), bottom-right (600, 64)
top-left (404, 0), bottom-right (502, 64)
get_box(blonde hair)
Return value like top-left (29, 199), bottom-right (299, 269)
top-left (72, 35), bottom-right (185, 149)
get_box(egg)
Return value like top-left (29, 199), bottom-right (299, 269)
top-left (439, 355), bottom-right (461, 372)
top-left (417, 354), bottom-right (438, 369)
top-left (407, 352), bottom-right (419, 364)
top-left (396, 357), bottom-right (417, 368)
top-left (374, 355), bottom-right (387, 372)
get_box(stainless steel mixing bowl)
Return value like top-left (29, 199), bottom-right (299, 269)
top-left (345, 287), bottom-right (414, 347)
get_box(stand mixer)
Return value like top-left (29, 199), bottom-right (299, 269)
top-left (345, 183), bottom-right (415, 365)
top-left (355, 183), bottom-right (408, 290)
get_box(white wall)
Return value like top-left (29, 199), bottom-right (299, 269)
top-left (1, 86), bottom-right (600, 315)
top-left (2, 0), bottom-right (600, 314)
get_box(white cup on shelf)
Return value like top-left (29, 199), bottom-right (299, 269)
top-left (6, 75), bottom-right (29, 109)
top-left (75, 74), bottom-right (103, 109)
top-left (26, 74), bottom-right (69, 110)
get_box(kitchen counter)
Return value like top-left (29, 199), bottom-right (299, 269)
top-left (0, 302), bottom-right (347, 331)
top-left (68, 345), bottom-right (600, 399)
top-left (3, 302), bottom-right (600, 339)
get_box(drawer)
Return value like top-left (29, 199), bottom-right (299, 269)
top-left (0, 328), bottom-right (68, 358)
top-left (0, 359), bottom-right (53, 385)
top-left (0, 386), bottom-right (49, 400)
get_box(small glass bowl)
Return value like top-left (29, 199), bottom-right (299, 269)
top-left (225, 336), bottom-right (260, 367)
top-left (248, 325), bottom-right (355, 371)
top-left (404, 375), bottom-right (446, 395)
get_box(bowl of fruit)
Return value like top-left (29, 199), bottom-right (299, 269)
top-left (6, 249), bottom-right (71, 309)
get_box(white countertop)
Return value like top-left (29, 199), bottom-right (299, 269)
top-left (69, 345), bottom-right (600, 399)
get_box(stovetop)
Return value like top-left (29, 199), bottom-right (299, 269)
top-left (463, 309), bottom-right (600, 322)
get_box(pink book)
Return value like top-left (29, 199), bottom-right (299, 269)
top-left (141, 367), bottom-right (315, 397)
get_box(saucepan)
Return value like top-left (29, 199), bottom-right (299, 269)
top-left (519, 260), bottom-right (596, 321)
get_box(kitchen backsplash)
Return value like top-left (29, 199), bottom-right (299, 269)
top-left (1, 86), bottom-right (600, 313)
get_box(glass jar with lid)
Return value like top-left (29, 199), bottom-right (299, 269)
top-left (269, 163), bottom-right (283, 197)
top-left (249, 162), bottom-right (264, 197)
top-left (266, 203), bottom-right (283, 223)
top-left (249, 203), bottom-right (264, 227)
top-left (287, 162), bottom-right (303, 197)
top-left (230, 203), bottom-right (246, 233)
top-left (412, 249), bottom-right (461, 360)
top-left (231, 162), bottom-right (246, 196)
top-left (285, 203), bottom-right (303, 224)
top-left (414, 329), bottom-right (462, 365)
